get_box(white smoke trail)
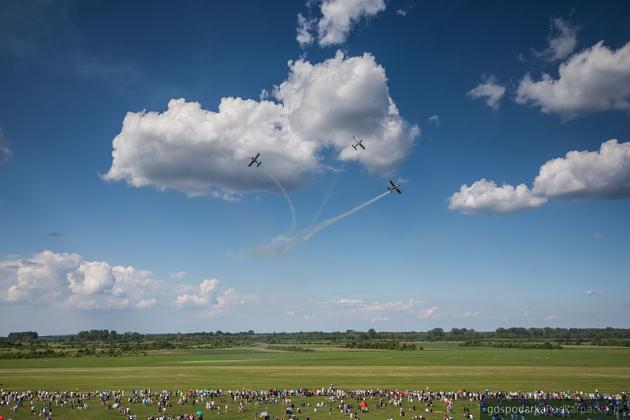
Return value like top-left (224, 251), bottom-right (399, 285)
top-left (264, 168), bottom-right (296, 232)
top-left (307, 170), bottom-right (343, 231)
top-left (280, 190), bottom-right (391, 254)
top-left (239, 168), bottom-right (298, 258)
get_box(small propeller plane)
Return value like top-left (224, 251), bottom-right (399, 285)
top-left (388, 180), bottom-right (402, 194)
top-left (248, 153), bottom-right (262, 167)
top-left (352, 136), bottom-right (366, 150)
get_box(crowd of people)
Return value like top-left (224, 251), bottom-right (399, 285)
top-left (0, 387), bottom-right (628, 420)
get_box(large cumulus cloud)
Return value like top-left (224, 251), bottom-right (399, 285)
top-left (516, 41), bottom-right (630, 118)
top-left (532, 139), bottom-right (630, 199)
top-left (1, 250), bottom-right (156, 309)
top-left (449, 179), bottom-right (547, 214)
top-left (103, 52), bottom-right (418, 197)
top-left (0, 251), bottom-right (252, 315)
top-left (449, 139), bottom-right (630, 214)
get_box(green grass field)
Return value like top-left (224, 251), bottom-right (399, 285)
top-left (1, 343), bottom-right (629, 419)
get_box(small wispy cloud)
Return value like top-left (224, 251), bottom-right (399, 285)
top-left (364, 299), bottom-right (416, 313)
top-left (534, 17), bottom-right (578, 62)
top-left (463, 310), bottom-right (479, 318)
top-left (467, 76), bottom-right (506, 110)
top-left (370, 316), bottom-right (390, 322)
top-left (417, 306), bottom-right (438, 319)
top-left (396, 3), bottom-right (413, 17)
top-left (329, 297), bottom-right (422, 320)
top-left (335, 298), bottom-right (364, 306)
top-left (296, 0), bottom-right (387, 47)
top-left (0, 1), bottom-right (140, 90)
top-left (427, 114), bottom-right (440, 126)
top-left (594, 232), bottom-right (604, 240)
top-left (0, 127), bottom-right (11, 163)
top-left (169, 271), bottom-right (187, 281)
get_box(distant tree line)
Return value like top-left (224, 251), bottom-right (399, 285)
top-left (265, 345), bottom-right (314, 352)
top-left (6, 331), bottom-right (38, 342)
top-left (75, 330), bottom-right (142, 343)
top-left (493, 327), bottom-right (630, 340)
top-left (345, 340), bottom-right (422, 351)
top-left (460, 340), bottom-right (563, 349)
top-left (3, 327), bottom-right (630, 348)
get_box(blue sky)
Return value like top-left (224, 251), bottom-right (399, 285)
top-left (1, 0), bottom-right (629, 335)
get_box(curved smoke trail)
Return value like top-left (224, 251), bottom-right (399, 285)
top-left (264, 168), bottom-right (296, 233)
top-left (307, 170), bottom-right (343, 231)
top-left (242, 168), bottom-right (298, 258)
top-left (280, 190), bottom-right (391, 254)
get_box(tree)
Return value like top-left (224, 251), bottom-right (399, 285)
top-left (7, 331), bottom-right (38, 342)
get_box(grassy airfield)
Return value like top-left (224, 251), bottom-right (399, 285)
top-left (1, 343), bottom-right (629, 418)
top-left (1, 343), bottom-right (629, 391)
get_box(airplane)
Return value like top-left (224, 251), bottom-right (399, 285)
top-left (388, 180), bottom-right (402, 194)
top-left (248, 153), bottom-right (262, 167)
top-left (352, 136), bottom-right (366, 150)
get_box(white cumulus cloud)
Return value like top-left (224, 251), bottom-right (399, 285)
top-left (449, 139), bottom-right (630, 214)
top-left (297, 0), bottom-right (386, 47)
top-left (532, 139), bottom-right (630, 199)
top-left (467, 76), bottom-right (506, 110)
top-left (203, 288), bottom-right (257, 317)
top-left (1, 251), bottom-right (250, 314)
top-left (449, 179), bottom-right (547, 214)
top-left (3, 251), bottom-right (82, 304)
top-left (175, 279), bottom-right (256, 317)
top-left (175, 278), bottom-right (219, 307)
top-left (516, 41), bottom-right (630, 118)
top-left (1, 251), bottom-right (157, 309)
top-left (104, 52), bottom-right (417, 198)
